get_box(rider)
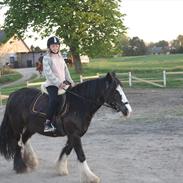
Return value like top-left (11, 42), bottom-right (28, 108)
top-left (43, 36), bottom-right (74, 132)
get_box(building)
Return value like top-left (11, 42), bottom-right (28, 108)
top-left (0, 31), bottom-right (46, 68)
top-left (0, 31), bottom-right (32, 68)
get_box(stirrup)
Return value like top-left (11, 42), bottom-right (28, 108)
top-left (44, 123), bottom-right (56, 132)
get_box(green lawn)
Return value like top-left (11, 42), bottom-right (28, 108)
top-left (0, 54), bottom-right (183, 98)
top-left (0, 72), bottom-right (22, 84)
top-left (80, 54), bottom-right (183, 88)
top-left (84, 54), bottom-right (183, 73)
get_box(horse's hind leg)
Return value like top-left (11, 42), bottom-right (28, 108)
top-left (13, 129), bottom-right (38, 173)
top-left (22, 129), bottom-right (39, 170)
top-left (13, 134), bottom-right (27, 173)
top-left (56, 138), bottom-right (73, 176)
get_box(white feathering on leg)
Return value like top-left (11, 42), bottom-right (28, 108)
top-left (56, 154), bottom-right (69, 176)
top-left (23, 140), bottom-right (39, 170)
top-left (79, 160), bottom-right (100, 183)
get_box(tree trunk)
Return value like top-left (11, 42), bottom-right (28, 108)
top-left (70, 46), bottom-right (82, 74)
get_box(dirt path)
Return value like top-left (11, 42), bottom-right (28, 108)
top-left (0, 67), bottom-right (39, 89)
top-left (0, 88), bottom-right (183, 183)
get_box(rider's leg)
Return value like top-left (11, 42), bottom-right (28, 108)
top-left (44, 85), bottom-right (58, 132)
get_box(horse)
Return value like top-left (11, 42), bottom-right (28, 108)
top-left (35, 61), bottom-right (43, 77)
top-left (64, 58), bottom-right (73, 67)
top-left (0, 72), bottom-right (132, 183)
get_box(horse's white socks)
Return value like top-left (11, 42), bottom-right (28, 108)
top-left (23, 140), bottom-right (39, 169)
top-left (79, 160), bottom-right (100, 183)
top-left (56, 154), bottom-right (69, 175)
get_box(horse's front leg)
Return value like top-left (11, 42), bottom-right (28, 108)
top-left (56, 139), bottom-right (73, 176)
top-left (71, 134), bottom-right (100, 183)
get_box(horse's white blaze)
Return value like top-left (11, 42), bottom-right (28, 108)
top-left (79, 160), bottom-right (100, 183)
top-left (125, 103), bottom-right (132, 114)
top-left (56, 154), bottom-right (69, 175)
top-left (116, 85), bottom-right (132, 116)
top-left (23, 140), bottom-right (39, 169)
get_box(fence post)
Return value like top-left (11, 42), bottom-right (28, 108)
top-left (163, 70), bottom-right (166, 87)
top-left (129, 72), bottom-right (132, 87)
top-left (80, 75), bottom-right (83, 83)
top-left (0, 91), bottom-right (2, 107)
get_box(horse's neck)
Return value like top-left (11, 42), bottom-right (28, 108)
top-left (68, 82), bottom-right (105, 113)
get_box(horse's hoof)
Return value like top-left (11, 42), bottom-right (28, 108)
top-left (56, 162), bottom-right (69, 176)
top-left (14, 167), bottom-right (28, 174)
top-left (81, 176), bottom-right (100, 183)
top-left (91, 176), bottom-right (100, 183)
top-left (60, 170), bottom-right (69, 176)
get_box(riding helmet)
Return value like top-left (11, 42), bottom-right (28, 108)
top-left (47, 36), bottom-right (60, 48)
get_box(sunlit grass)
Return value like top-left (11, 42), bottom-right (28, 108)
top-left (1, 54), bottom-right (183, 97)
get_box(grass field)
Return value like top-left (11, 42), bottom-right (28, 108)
top-left (0, 54), bottom-right (183, 98)
top-left (80, 54), bottom-right (183, 88)
top-left (0, 71), bottom-right (22, 84)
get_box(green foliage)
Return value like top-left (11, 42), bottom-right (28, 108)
top-left (155, 40), bottom-right (169, 47)
top-left (122, 37), bottom-right (146, 56)
top-left (2, 0), bottom-right (126, 60)
top-left (171, 35), bottom-right (183, 54)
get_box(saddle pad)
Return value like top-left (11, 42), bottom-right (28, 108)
top-left (31, 92), bottom-right (67, 116)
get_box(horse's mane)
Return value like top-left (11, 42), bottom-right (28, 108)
top-left (69, 77), bottom-right (107, 100)
top-left (68, 73), bottom-right (122, 100)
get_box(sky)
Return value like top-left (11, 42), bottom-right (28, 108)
top-left (121, 0), bottom-right (183, 43)
top-left (1, 0), bottom-right (183, 48)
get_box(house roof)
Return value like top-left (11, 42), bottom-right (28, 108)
top-left (0, 30), bottom-right (30, 52)
top-left (19, 37), bottom-right (31, 52)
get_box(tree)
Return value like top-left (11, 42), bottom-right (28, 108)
top-left (170, 35), bottom-right (183, 54)
top-left (114, 34), bottom-right (129, 56)
top-left (123, 37), bottom-right (146, 56)
top-left (1, 0), bottom-right (126, 73)
top-left (155, 40), bottom-right (169, 48)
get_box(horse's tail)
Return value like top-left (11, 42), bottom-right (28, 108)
top-left (0, 103), bottom-right (17, 160)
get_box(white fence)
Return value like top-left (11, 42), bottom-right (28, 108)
top-left (80, 70), bottom-right (183, 88)
top-left (80, 72), bottom-right (164, 87)
top-left (1, 70), bottom-right (183, 107)
top-left (26, 81), bottom-right (44, 87)
top-left (163, 70), bottom-right (183, 87)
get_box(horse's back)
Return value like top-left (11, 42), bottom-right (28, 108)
top-left (7, 88), bottom-right (40, 112)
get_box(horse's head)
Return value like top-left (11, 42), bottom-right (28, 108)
top-left (104, 72), bottom-right (132, 117)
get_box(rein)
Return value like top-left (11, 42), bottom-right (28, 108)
top-left (64, 88), bottom-right (112, 108)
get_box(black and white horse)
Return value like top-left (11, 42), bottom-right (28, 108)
top-left (0, 72), bottom-right (132, 183)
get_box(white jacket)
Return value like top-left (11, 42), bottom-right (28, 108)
top-left (43, 52), bottom-right (74, 88)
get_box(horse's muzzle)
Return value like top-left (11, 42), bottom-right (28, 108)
top-left (120, 103), bottom-right (132, 117)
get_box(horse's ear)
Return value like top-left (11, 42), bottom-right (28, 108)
top-left (111, 71), bottom-right (116, 77)
top-left (106, 72), bottom-right (116, 80)
top-left (106, 72), bottom-right (113, 83)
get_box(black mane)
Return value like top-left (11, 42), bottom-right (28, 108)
top-left (69, 73), bottom-right (122, 100)
top-left (69, 77), bottom-right (107, 100)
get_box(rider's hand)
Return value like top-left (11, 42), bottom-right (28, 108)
top-left (71, 82), bottom-right (75, 87)
top-left (59, 82), bottom-right (67, 89)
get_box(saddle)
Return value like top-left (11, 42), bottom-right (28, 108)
top-left (31, 92), bottom-right (67, 116)
top-left (31, 83), bottom-right (70, 116)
